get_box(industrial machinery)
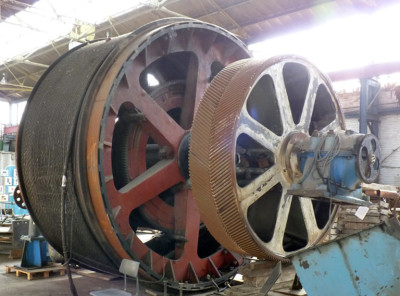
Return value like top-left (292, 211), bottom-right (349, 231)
top-left (20, 220), bottom-right (51, 268)
top-left (190, 56), bottom-right (380, 261)
top-left (16, 19), bottom-right (381, 291)
top-left (291, 217), bottom-right (400, 296)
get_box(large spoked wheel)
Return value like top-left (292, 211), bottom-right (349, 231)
top-left (190, 56), bottom-right (345, 260)
top-left (18, 19), bottom-right (250, 290)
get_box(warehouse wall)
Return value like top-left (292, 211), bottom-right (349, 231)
top-left (0, 152), bottom-right (14, 173)
top-left (0, 152), bottom-right (16, 205)
top-left (344, 117), bottom-right (359, 132)
top-left (378, 114), bottom-right (400, 185)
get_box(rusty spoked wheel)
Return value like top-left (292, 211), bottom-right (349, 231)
top-left (14, 185), bottom-right (26, 209)
top-left (190, 56), bottom-right (344, 260)
top-left (17, 19), bottom-right (250, 290)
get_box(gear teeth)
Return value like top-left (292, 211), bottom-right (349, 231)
top-left (190, 56), bottom-right (341, 261)
top-left (190, 58), bottom-right (273, 259)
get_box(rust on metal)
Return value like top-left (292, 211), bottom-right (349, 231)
top-left (364, 189), bottom-right (399, 200)
top-left (190, 56), bottom-right (344, 260)
top-left (17, 18), bottom-right (250, 290)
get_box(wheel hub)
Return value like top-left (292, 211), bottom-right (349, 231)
top-left (279, 132), bottom-right (309, 184)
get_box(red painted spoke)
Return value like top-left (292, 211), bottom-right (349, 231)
top-left (174, 189), bottom-right (201, 259)
top-left (180, 54), bottom-right (209, 129)
top-left (133, 91), bottom-right (185, 148)
top-left (116, 64), bottom-right (186, 149)
top-left (118, 159), bottom-right (183, 211)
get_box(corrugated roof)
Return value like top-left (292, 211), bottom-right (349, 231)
top-left (0, 0), bottom-right (397, 101)
top-left (0, 0), bottom-right (39, 20)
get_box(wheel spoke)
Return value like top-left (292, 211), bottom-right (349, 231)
top-left (239, 165), bottom-right (281, 208)
top-left (268, 190), bottom-right (293, 253)
top-left (238, 111), bottom-right (281, 153)
top-left (180, 53), bottom-right (209, 129)
top-left (299, 197), bottom-right (319, 242)
top-left (117, 64), bottom-right (186, 148)
top-left (174, 189), bottom-right (201, 258)
top-left (298, 73), bottom-right (319, 132)
top-left (119, 159), bottom-right (183, 210)
top-left (267, 64), bottom-right (295, 132)
top-left (134, 90), bottom-right (185, 148)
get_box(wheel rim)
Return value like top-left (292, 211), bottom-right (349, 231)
top-left (190, 56), bottom-right (344, 260)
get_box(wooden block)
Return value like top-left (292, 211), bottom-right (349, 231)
top-left (340, 216), bottom-right (381, 224)
top-left (381, 209), bottom-right (389, 215)
top-left (341, 229), bottom-right (365, 235)
top-left (4, 264), bottom-right (66, 280)
top-left (339, 211), bottom-right (380, 218)
top-left (380, 201), bottom-right (390, 208)
top-left (344, 222), bottom-right (374, 230)
top-left (363, 183), bottom-right (399, 192)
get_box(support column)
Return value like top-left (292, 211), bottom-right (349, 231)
top-left (359, 78), bottom-right (380, 136)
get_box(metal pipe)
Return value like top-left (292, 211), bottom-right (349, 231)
top-left (20, 60), bottom-right (49, 68)
top-left (364, 189), bottom-right (399, 200)
top-left (359, 78), bottom-right (368, 134)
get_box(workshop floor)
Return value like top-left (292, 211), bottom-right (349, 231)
top-left (0, 254), bottom-right (143, 296)
top-left (0, 253), bottom-right (300, 296)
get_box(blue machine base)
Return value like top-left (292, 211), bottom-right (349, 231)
top-left (21, 238), bottom-right (50, 268)
top-left (291, 218), bottom-right (400, 296)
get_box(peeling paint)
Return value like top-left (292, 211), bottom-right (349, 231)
top-left (299, 259), bottom-right (310, 269)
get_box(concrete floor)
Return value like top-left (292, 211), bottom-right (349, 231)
top-left (0, 254), bottom-right (225, 296)
top-left (0, 253), bottom-right (297, 296)
top-left (0, 254), bottom-right (142, 296)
